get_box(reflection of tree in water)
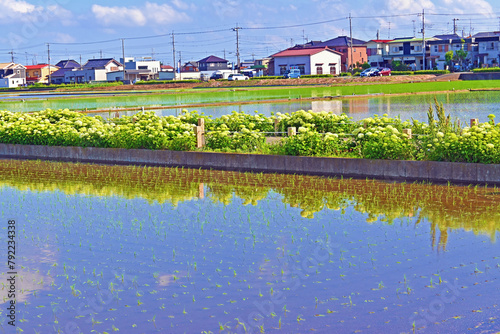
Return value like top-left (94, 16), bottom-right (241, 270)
top-left (1, 160), bottom-right (499, 250)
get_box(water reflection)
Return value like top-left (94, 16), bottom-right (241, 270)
top-left (1, 159), bottom-right (498, 250)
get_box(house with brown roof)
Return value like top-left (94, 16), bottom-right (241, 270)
top-left (0, 63), bottom-right (26, 88)
top-left (302, 36), bottom-right (368, 72)
top-left (270, 47), bottom-right (342, 76)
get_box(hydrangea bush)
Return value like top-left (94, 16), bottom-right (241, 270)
top-left (1, 108), bottom-right (499, 163)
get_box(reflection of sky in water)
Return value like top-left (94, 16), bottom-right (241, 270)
top-left (91, 91), bottom-right (500, 123)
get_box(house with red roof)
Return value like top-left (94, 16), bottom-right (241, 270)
top-left (25, 64), bottom-right (59, 84)
top-left (270, 47), bottom-right (342, 76)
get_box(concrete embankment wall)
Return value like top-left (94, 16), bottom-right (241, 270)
top-left (1, 143), bottom-right (499, 185)
top-left (459, 72), bottom-right (500, 80)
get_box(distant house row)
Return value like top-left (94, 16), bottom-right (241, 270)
top-left (268, 31), bottom-right (500, 76)
top-left (2, 31), bottom-right (500, 88)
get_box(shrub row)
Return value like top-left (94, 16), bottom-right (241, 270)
top-left (1, 107), bottom-right (498, 163)
top-left (472, 67), bottom-right (500, 73)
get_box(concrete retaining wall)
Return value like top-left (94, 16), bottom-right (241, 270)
top-left (459, 72), bottom-right (500, 80)
top-left (1, 143), bottom-right (499, 185)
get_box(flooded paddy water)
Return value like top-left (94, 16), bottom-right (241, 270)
top-left (2, 88), bottom-right (500, 123)
top-left (1, 159), bottom-right (499, 333)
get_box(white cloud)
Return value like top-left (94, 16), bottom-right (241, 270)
top-left (387, 0), bottom-right (435, 12)
top-left (47, 5), bottom-right (74, 26)
top-left (52, 32), bottom-right (75, 43)
top-left (145, 2), bottom-right (190, 24)
top-left (441, 0), bottom-right (494, 17)
top-left (0, 0), bottom-right (37, 21)
top-left (172, 0), bottom-right (196, 11)
top-left (92, 4), bottom-right (147, 26)
top-left (91, 2), bottom-right (191, 27)
top-left (0, 0), bottom-right (35, 14)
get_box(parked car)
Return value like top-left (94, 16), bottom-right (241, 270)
top-left (210, 72), bottom-right (223, 80)
top-left (377, 68), bottom-right (391, 76)
top-left (227, 73), bottom-right (249, 81)
top-left (360, 68), bottom-right (380, 77)
top-left (283, 69), bottom-right (301, 79)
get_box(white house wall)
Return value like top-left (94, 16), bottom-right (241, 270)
top-left (310, 51), bottom-right (341, 75)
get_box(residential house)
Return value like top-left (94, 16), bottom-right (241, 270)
top-left (120, 57), bottom-right (161, 80)
top-left (365, 40), bottom-right (393, 67)
top-left (25, 64), bottom-right (59, 85)
top-left (181, 62), bottom-right (199, 72)
top-left (159, 65), bottom-right (175, 80)
top-left (252, 58), bottom-right (271, 76)
top-left (270, 46), bottom-right (342, 76)
top-left (427, 34), bottom-right (474, 70)
top-left (0, 63), bottom-right (26, 88)
top-left (473, 32), bottom-right (500, 67)
top-left (197, 55), bottom-right (229, 71)
top-left (302, 36), bottom-right (367, 72)
top-left (65, 58), bottom-right (123, 83)
top-left (50, 60), bottom-right (80, 84)
top-left (385, 37), bottom-right (436, 70)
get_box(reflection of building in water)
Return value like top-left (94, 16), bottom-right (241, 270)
top-left (310, 100), bottom-right (342, 113)
top-left (346, 99), bottom-right (369, 114)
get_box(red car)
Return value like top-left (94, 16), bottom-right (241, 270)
top-left (378, 68), bottom-right (392, 76)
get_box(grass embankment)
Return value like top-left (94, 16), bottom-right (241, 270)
top-left (1, 103), bottom-right (499, 163)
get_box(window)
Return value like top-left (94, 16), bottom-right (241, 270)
top-left (415, 45), bottom-right (421, 51)
top-left (392, 46), bottom-right (399, 52)
top-left (297, 65), bottom-right (305, 74)
top-left (434, 45), bottom-right (438, 52)
top-left (279, 65), bottom-right (287, 75)
top-left (330, 66), bottom-right (336, 75)
top-left (316, 66), bottom-right (323, 75)
top-left (209, 63), bottom-right (214, 67)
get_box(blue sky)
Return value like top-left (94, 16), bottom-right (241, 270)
top-left (1, 0), bottom-right (499, 66)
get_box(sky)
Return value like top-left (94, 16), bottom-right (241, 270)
top-left (0, 0), bottom-right (499, 66)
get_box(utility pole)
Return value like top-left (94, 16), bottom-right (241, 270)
top-left (421, 9), bottom-right (426, 70)
top-left (79, 55), bottom-right (82, 67)
top-left (172, 31), bottom-right (176, 79)
top-left (121, 39), bottom-right (126, 83)
top-left (47, 43), bottom-right (51, 84)
top-left (453, 18), bottom-right (459, 35)
top-left (388, 22), bottom-right (391, 39)
top-left (349, 13), bottom-right (354, 72)
top-left (100, 50), bottom-right (103, 58)
top-left (25, 52), bottom-right (28, 65)
top-left (233, 25), bottom-right (241, 71)
top-left (9, 50), bottom-right (14, 63)
top-left (412, 20), bottom-right (416, 37)
top-left (178, 51), bottom-right (182, 80)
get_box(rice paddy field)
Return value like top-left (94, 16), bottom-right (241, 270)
top-left (1, 159), bottom-right (499, 333)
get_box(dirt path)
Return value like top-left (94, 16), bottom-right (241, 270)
top-left (54, 75), bottom-right (438, 92)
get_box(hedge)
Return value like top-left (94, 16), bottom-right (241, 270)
top-left (249, 76), bottom-right (282, 80)
top-left (414, 70), bottom-right (450, 75)
top-left (135, 79), bottom-right (201, 85)
top-left (391, 71), bottom-right (414, 75)
top-left (301, 74), bottom-right (335, 78)
top-left (472, 67), bottom-right (500, 73)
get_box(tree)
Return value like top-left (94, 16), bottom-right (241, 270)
top-left (445, 51), bottom-right (454, 70)
top-left (391, 60), bottom-right (409, 71)
top-left (453, 39), bottom-right (468, 70)
top-left (361, 62), bottom-right (371, 70)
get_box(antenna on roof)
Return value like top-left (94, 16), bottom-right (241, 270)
top-left (377, 30), bottom-right (380, 40)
